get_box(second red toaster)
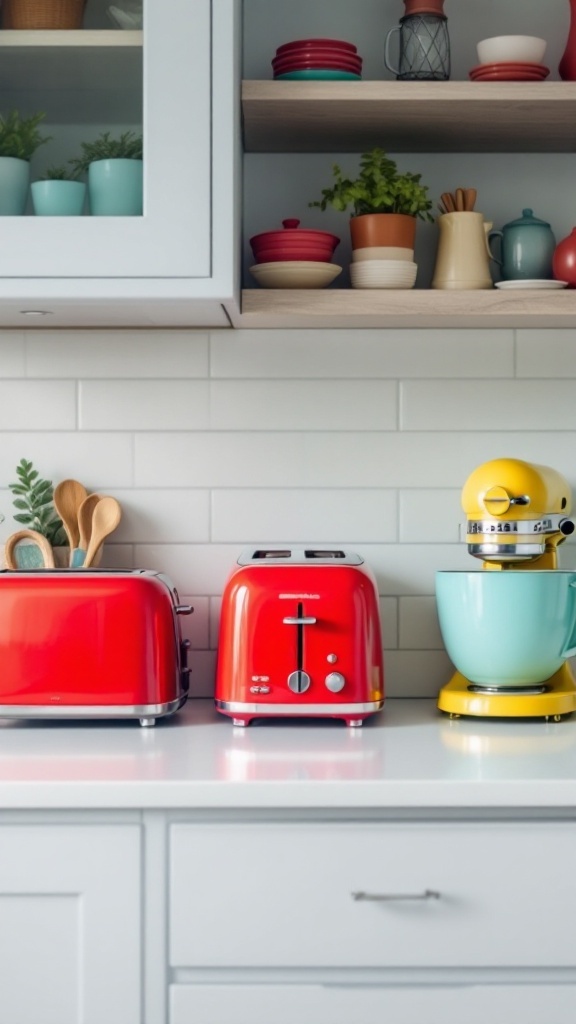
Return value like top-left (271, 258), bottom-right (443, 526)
top-left (0, 569), bottom-right (192, 726)
top-left (215, 548), bottom-right (384, 727)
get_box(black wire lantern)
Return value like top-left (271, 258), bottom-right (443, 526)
top-left (385, 0), bottom-right (451, 81)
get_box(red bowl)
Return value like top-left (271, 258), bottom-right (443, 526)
top-left (273, 48), bottom-right (362, 64)
top-left (275, 37), bottom-right (358, 56)
top-left (250, 219), bottom-right (340, 262)
top-left (254, 249), bottom-right (336, 263)
top-left (273, 55), bottom-right (363, 73)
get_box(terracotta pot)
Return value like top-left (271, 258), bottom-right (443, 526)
top-left (553, 227), bottom-right (576, 286)
top-left (349, 213), bottom-right (417, 250)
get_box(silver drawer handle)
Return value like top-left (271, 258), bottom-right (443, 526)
top-left (282, 616), bottom-right (317, 625)
top-left (352, 889), bottom-right (440, 902)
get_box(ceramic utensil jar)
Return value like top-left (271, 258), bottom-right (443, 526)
top-left (488, 208), bottom-right (556, 281)
top-left (432, 211), bottom-right (495, 289)
top-left (385, 0), bottom-right (450, 81)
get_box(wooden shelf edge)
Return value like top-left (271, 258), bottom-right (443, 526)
top-left (236, 289), bottom-right (576, 329)
top-left (0, 29), bottom-right (142, 47)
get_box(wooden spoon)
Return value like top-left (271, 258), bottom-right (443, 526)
top-left (5, 529), bottom-right (55, 570)
top-left (70, 493), bottom-right (102, 568)
top-left (53, 478), bottom-right (88, 552)
top-left (83, 496), bottom-right (122, 568)
top-left (455, 188), bottom-right (465, 211)
top-left (441, 191), bottom-right (455, 213)
top-left (464, 187), bottom-right (477, 212)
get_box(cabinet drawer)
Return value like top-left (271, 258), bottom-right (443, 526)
top-left (170, 822), bottom-right (576, 968)
top-left (170, 984), bottom-right (576, 1024)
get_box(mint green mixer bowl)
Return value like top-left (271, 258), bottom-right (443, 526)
top-left (435, 571), bottom-right (576, 687)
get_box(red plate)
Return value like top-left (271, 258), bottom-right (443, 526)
top-left (273, 52), bottom-right (362, 69)
top-left (275, 37), bottom-right (358, 55)
top-left (470, 70), bottom-right (548, 81)
top-left (273, 56), bottom-right (363, 73)
top-left (469, 61), bottom-right (549, 75)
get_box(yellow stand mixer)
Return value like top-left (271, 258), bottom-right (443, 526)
top-left (437, 458), bottom-right (576, 719)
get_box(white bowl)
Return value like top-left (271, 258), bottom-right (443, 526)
top-left (250, 261), bottom-right (342, 289)
top-left (350, 261), bottom-right (417, 289)
top-left (476, 35), bottom-right (546, 65)
top-left (352, 246), bottom-right (414, 262)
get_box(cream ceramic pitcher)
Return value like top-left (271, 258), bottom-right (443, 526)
top-left (432, 211), bottom-right (495, 289)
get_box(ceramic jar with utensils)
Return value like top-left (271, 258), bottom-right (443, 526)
top-left (488, 209), bottom-right (556, 281)
top-left (432, 211), bottom-right (495, 289)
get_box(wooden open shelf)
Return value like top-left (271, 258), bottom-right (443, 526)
top-left (242, 80), bottom-right (576, 153)
top-left (237, 288), bottom-right (576, 329)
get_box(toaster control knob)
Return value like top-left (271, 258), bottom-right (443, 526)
top-left (288, 670), bottom-right (311, 694)
top-left (325, 672), bottom-right (345, 693)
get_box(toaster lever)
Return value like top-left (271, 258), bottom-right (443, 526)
top-left (176, 604), bottom-right (194, 615)
top-left (283, 616), bottom-right (317, 625)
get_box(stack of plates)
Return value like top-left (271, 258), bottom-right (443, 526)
top-left (350, 260), bottom-right (417, 290)
top-left (469, 61), bottom-right (549, 81)
top-left (272, 38), bottom-right (362, 81)
top-left (250, 261), bottom-right (343, 289)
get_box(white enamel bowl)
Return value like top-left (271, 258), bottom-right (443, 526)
top-left (250, 261), bottom-right (342, 288)
top-left (476, 35), bottom-right (546, 66)
top-left (350, 260), bottom-right (418, 289)
top-left (352, 246), bottom-right (414, 262)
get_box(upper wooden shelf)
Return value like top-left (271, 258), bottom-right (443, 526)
top-left (242, 80), bottom-right (576, 153)
top-left (237, 289), bottom-right (576, 329)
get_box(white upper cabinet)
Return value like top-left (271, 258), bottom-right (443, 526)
top-left (0, 0), bottom-right (240, 327)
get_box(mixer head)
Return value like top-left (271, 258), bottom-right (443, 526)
top-left (461, 458), bottom-right (574, 565)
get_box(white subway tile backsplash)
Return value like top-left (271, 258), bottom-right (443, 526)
top-left (210, 329), bottom-right (514, 379)
top-left (210, 380), bottom-right (397, 431)
top-left (400, 489), bottom-right (462, 543)
top-left (384, 651), bottom-right (454, 698)
top-left (401, 380), bottom-right (576, 431)
top-left (3, 324), bottom-right (576, 700)
top-left (211, 489), bottom-right (398, 543)
top-left (399, 596), bottom-right (444, 650)
top-left (0, 381), bottom-right (76, 430)
top-left (516, 330), bottom-right (576, 377)
top-left (112, 489), bottom-right (210, 543)
top-left (0, 434), bottom-right (134, 490)
top-left (80, 380), bottom-right (210, 431)
top-left (26, 330), bottom-right (209, 378)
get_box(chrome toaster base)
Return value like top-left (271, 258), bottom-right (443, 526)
top-left (0, 695), bottom-right (188, 727)
top-left (215, 698), bottom-right (383, 727)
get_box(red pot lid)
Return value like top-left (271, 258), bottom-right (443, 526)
top-left (275, 38), bottom-right (358, 55)
top-left (250, 219), bottom-right (340, 249)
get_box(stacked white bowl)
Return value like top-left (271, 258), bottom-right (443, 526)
top-left (350, 246), bottom-right (417, 289)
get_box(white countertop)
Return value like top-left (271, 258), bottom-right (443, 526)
top-left (2, 699), bottom-right (576, 810)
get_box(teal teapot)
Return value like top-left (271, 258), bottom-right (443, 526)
top-left (488, 208), bottom-right (556, 281)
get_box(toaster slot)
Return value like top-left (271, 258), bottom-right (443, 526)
top-left (304, 549), bottom-right (346, 558)
top-left (252, 549), bottom-right (292, 559)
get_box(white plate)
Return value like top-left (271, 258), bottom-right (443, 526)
top-left (495, 279), bottom-right (568, 290)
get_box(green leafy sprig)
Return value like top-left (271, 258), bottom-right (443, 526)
top-left (9, 459), bottom-right (67, 546)
top-left (310, 147), bottom-right (434, 222)
top-left (69, 130), bottom-right (143, 177)
top-left (0, 111), bottom-right (51, 161)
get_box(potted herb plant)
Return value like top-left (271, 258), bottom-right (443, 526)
top-left (8, 459), bottom-right (70, 567)
top-left (31, 165), bottom-right (86, 217)
top-left (309, 147), bottom-right (434, 251)
top-left (0, 110), bottom-right (51, 215)
top-left (70, 130), bottom-right (143, 216)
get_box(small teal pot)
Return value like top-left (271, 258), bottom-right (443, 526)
top-left (31, 179), bottom-right (86, 216)
top-left (0, 157), bottom-right (30, 215)
top-left (88, 158), bottom-right (143, 216)
top-left (436, 570), bottom-right (576, 688)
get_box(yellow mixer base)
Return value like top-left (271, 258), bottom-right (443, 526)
top-left (437, 663), bottom-right (576, 719)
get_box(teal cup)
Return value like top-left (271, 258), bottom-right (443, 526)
top-left (435, 571), bottom-right (576, 687)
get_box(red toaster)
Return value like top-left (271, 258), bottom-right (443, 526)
top-left (215, 548), bottom-right (384, 727)
top-left (0, 569), bottom-right (192, 726)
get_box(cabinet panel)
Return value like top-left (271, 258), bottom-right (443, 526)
top-left (0, 824), bottom-right (141, 1024)
top-left (170, 822), bottom-right (576, 968)
top-left (170, 983), bottom-right (576, 1024)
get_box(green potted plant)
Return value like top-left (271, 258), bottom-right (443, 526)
top-left (31, 165), bottom-right (86, 217)
top-left (7, 459), bottom-right (70, 567)
top-left (309, 147), bottom-right (433, 251)
top-left (70, 130), bottom-right (143, 216)
top-left (0, 110), bottom-right (51, 215)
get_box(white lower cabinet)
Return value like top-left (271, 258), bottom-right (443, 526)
top-left (170, 983), bottom-right (576, 1024)
top-left (0, 824), bottom-right (141, 1024)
